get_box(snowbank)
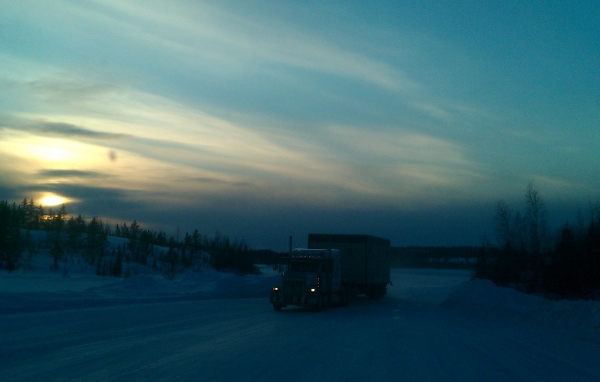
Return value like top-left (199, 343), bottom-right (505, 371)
top-left (443, 278), bottom-right (600, 342)
top-left (0, 265), bottom-right (280, 313)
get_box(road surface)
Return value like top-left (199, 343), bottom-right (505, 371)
top-left (1, 269), bottom-right (598, 381)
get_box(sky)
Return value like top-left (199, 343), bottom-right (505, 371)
top-left (0, 0), bottom-right (598, 250)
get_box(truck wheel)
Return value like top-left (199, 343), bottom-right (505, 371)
top-left (315, 295), bottom-right (323, 312)
top-left (273, 304), bottom-right (282, 311)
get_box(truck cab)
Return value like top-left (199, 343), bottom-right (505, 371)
top-left (270, 249), bottom-right (342, 311)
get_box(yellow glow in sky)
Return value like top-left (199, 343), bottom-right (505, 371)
top-left (2, 134), bottom-right (84, 165)
top-left (36, 147), bottom-right (74, 162)
top-left (40, 194), bottom-right (67, 206)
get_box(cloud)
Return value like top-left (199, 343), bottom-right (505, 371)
top-left (36, 169), bottom-right (109, 179)
top-left (33, 122), bottom-right (130, 140)
top-left (192, 177), bottom-right (250, 187)
top-left (0, 118), bottom-right (129, 141)
top-left (322, 125), bottom-right (479, 190)
top-left (412, 102), bottom-right (454, 122)
top-left (528, 175), bottom-right (599, 200)
top-left (25, 73), bottom-right (121, 105)
top-left (0, 60), bottom-right (129, 117)
top-left (80, 0), bottom-right (416, 92)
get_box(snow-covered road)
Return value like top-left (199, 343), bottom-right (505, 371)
top-left (1, 269), bottom-right (599, 381)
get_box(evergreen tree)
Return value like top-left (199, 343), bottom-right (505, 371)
top-left (0, 201), bottom-right (22, 272)
top-left (128, 220), bottom-right (140, 262)
top-left (86, 217), bottom-right (107, 264)
top-left (165, 236), bottom-right (179, 279)
top-left (110, 248), bottom-right (123, 277)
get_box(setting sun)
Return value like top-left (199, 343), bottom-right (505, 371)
top-left (40, 194), bottom-right (67, 206)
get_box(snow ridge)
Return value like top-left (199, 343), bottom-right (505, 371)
top-left (443, 278), bottom-right (600, 342)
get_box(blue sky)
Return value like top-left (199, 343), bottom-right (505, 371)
top-left (1, 1), bottom-right (598, 250)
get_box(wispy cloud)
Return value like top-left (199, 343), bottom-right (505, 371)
top-left (191, 177), bottom-right (250, 187)
top-left (29, 122), bottom-right (130, 140)
top-left (25, 74), bottom-right (120, 105)
top-left (412, 102), bottom-right (454, 122)
top-left (80, 0), bottom-right (416, 92)
top-left (36, 169), bottom-right (109, 179)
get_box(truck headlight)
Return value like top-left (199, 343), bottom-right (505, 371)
top-left (309, 288), bottom-right (316, 292)
top-left (272, 287), bottom-right (279, 291)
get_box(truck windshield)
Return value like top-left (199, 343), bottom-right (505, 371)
top-left (289, 260), bottom-right (320, 273)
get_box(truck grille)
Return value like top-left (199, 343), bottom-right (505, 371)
top-left (283, 279), bottom-right (304, 295)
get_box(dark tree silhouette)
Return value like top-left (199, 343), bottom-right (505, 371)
top-left (0, 201), bottom-right (22, 272)
top-left (479, 185), bottom-right (600, 299)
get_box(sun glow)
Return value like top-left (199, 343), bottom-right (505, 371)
top-left (37, 147), bottom-right (74, 162)
top-left (40, 194), bottom-right (67, 206)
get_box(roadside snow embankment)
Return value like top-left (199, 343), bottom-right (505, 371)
top-left (443, 278), bottom-right (600, 342)
top-left (0, 266), bottom-right (280, 314)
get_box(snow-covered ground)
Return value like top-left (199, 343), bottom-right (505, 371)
top-left (1, 252), bottom-right (599, 381)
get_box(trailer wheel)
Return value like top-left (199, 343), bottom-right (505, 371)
top-left (339, 289), bottom-right (350, 306)
top-left (370, 285), bottom-right (387, 299)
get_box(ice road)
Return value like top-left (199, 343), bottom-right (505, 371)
top-left (1, 268), bottom-right (599, 381)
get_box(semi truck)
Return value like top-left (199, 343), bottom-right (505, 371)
top-left (270, 234), bottom-right (391, 311)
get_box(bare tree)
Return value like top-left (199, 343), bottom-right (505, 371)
top-left (524, 182), bottom-right (548, 255)
top-left (513, 211), bottom-right (528, 254)
top-left (494, 200), bottom-right (513, 249)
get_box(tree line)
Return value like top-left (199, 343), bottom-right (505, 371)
top-left (0, 198), bottom-right (257, 278)
top-left (476, 183), bottom-right (600, 299)
top-left (390, 246), bottom-right (479, 269)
